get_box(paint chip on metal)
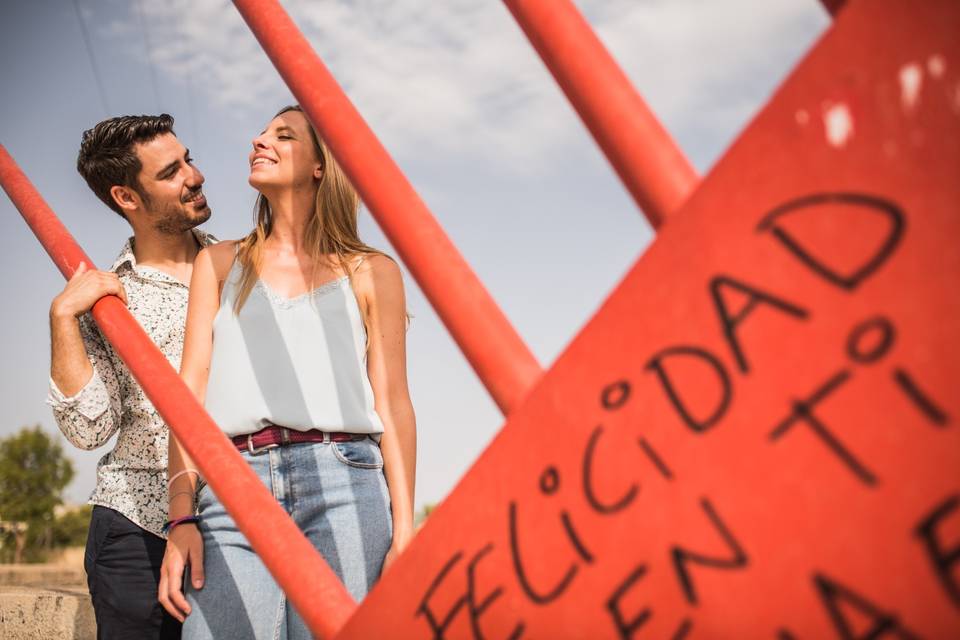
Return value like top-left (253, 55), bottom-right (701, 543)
top-left (823, 103), bottom-right (854, 148)
top-left (899, 62), bottom-right (923, 110)
top-left (927, 55), bottom-right (945, 78)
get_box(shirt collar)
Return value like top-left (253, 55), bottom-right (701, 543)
top-left (110, 228), bottom-right (218, 283)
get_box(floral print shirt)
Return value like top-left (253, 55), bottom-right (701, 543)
top-left (46, 229), bottom-right (216, 538)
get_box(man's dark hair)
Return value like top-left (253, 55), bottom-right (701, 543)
top-left (77, 114), bottom-right (175, 218)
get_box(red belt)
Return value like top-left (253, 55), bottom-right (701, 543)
top-left (232, 424), bottom-right (365, 455)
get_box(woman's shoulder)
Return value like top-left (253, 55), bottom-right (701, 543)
top-left (204, 239), bottom-right (241, 257)
top-left (353, 253), bottom-right (401, 284)
top-left (198, 240), bottom-right (241, 280)
top-left (352, 253), bottom-right (404, 307)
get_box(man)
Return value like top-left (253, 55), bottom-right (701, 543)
top-left (46, 114), bottom-right (214, 639)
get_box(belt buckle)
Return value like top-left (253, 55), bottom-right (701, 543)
top-left (246, 434), bottom-right (279, 456)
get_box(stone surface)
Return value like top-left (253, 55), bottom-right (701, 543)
top-left (0, 565), bottom-right (86, 588)
top-left (0, 586), bottom-right (94, 640)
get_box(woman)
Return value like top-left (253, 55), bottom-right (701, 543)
top-left (157, 105), bottom-right (416, 639)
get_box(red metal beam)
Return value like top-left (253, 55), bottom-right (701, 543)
top-left (503, 0), bottom-right (699, 228)
top-left (232, 0), bottom-right (541, 416)
top-left (820, 0), bottom-right (846, 16)
top-left (335, 0), bottom-right (960, 635)
top-left (0, 145), bottom-right (356, 639)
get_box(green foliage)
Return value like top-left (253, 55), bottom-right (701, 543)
top-left (19, 522), bottom-right (53, 563)
top-left (0, 425), bottom-right (76, 562)
top-left (0, 425), bottom-right (75, 522)
top-left (414, 502), bottom-right (437, 528)
top-left (51, 504), bottom-right (93, 548)
top-left (0, 505), bottom-right (92, 563)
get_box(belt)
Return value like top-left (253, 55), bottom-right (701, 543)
top-left (232, 424), bottom-right (366, 455)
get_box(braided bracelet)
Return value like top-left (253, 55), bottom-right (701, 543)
top-left (162, 515), bottom-right (201, 535)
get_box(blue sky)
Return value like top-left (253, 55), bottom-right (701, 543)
top-left (0, 0), bottom-right (828, 510)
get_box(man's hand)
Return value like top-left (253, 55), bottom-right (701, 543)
top-left (49, 262), bottom-right (129, 398)
top-left (50, 262), bottom-right (127, 320)
top-left (158, 524), bottom-right (204, 623)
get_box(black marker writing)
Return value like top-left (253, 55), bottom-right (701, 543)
top-left (709, 274), bottom-right (809, 374)
top-left (813, 572), bottom-right (920, 640)
top-left (583, 425), bottom-right (639, 513)
top-left (417, 546), bottom-right (524, 639)
top-left (646, 345), bottom-right (732, 433)
top-left (756, 192), bottom-right (904, 291)
top-left (914, 493), bottom-right (960, 607)
top-left (769, 370), bottom-right (878, 486)
top-left (671, 497), bottom-right (749, 606)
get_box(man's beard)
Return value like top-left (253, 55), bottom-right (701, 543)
top-left (152, 199), bottom-right (212, 235)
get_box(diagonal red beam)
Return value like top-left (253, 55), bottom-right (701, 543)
top-left (0, 144), bottom-right (356, 639)
top-left (232, 0), bottom-right (542, 416)
top-left (502, 0), bottom-right (699, 228)
top-left (333, 0), bottom-right (960, 635)
top-left (820, 0), bottom-right (846, 16)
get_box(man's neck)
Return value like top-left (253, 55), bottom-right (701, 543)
top-left (130, 228), bottom-right (202, 285)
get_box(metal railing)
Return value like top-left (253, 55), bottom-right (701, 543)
top-left (2, 0), bottom-right (843, 636)
top-left (0, 146), bottom-right (357, 638)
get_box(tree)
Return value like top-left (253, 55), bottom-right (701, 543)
top-left (51, 504), bottom-right (94, 548)
top-left (0, 425), bottom-right (74, 562)
top-left (415, 503), bottom-right (437, 529)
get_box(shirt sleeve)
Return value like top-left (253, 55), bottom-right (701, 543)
top-left (46, 312), bottom-right (123, 450)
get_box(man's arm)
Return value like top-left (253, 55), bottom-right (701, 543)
top-left (46, 262), bottom-right (128, 450)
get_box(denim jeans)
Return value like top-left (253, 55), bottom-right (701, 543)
top-left (182, 437), bottom-right (392, 640)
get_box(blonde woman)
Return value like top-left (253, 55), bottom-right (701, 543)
top-left (157, 106), bottom-right (416, 639)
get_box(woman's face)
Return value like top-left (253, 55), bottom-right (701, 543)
top-left (248, 110), bottom-right (323, 192)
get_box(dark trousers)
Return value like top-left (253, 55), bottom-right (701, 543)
top-left (84, 506), bottom-right (181, 640)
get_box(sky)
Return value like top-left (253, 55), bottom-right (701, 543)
top-left (0, 0), bottom-right (829, 512)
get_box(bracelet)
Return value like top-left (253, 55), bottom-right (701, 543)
top-left (162, 515), bottom-right (201, 535)
top-left (168, 490), bottom-right (195, 503)
top-left (167, 469), bottom-right (201, 490)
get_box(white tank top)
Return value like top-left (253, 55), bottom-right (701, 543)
top-left (204, 257), bottom-right (384, 438)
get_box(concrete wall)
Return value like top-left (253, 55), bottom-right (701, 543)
top-left (0, 585), bottom-right (95, 640)
top-left (0, 553), bottom-right (94, 640)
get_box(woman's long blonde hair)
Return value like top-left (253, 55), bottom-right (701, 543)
top-left (233, 105), bottom-right (384, 314)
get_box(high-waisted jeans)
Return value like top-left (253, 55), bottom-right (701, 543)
top-left (182, 436), bottom-right (392, 640)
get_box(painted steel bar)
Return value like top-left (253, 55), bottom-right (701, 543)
top-left (502, 0), bottom-right (698, 229)
top-left (0, 144), bottom-right (355, 639)
top-left (232, 0), bottom-right (542, 416)
top-left (334, 0), bottom-right (960, 634)
top-left (820, 0), bottom-right (846, 16)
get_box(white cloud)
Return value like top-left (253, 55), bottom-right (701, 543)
top-left (129, 0), bottom-right (827, 171)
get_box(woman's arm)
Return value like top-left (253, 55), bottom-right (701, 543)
top-left (358, 255), bottom-right (417, 566)
top-left (159, 242), bottom-right (234, 621)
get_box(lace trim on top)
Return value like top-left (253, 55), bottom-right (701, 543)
top-left (253, 275), bottom-right (349, 309)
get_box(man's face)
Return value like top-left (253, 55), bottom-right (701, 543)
top-left (133, 132), bottom-right (211, 234)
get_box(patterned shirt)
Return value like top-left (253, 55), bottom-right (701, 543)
top-left (46, 229), bottom-right (216, 538)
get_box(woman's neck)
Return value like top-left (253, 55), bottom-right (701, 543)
top-left (262, 186), bottom-right (315, 253)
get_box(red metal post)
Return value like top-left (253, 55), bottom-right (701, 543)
top-left (232, 0), bottom-right (541, 416)
top-left (335, 0), bottom-right (960, 635)
top-left (820, 0), bottom-right (846, 16)
top-left (0, 145), bottom-right (355, 639)
top-left (502, 0), bottom-right (699, 229)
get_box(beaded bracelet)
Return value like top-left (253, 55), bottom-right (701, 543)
top-left (162, 515), bottom-right (201, 535)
